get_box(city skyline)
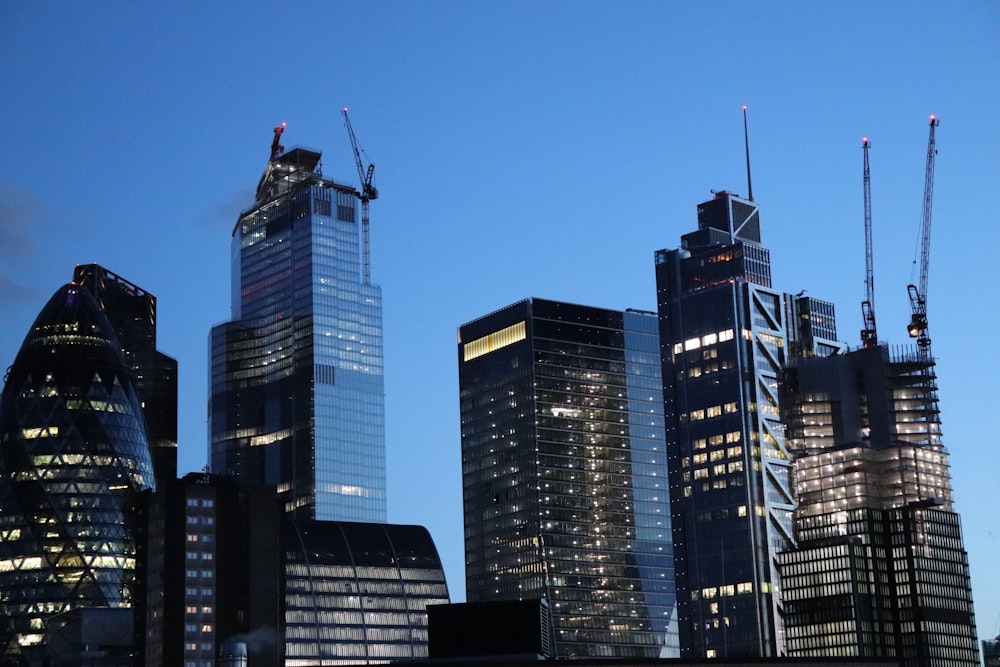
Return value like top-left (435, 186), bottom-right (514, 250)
top-left (2, 1), bottom-right (998, 651)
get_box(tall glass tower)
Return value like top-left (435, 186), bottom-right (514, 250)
top-left (210, 130), bottom-right (385, 522)
top-left (0, 284), bottom-right (156, 663)
top-left (654, 191), bottom-right (840, 658)
top-left (458, 299), bottom-right (679, 659)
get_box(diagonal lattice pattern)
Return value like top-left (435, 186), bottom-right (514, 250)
top-left (0, 284), bottom-right (155, 662)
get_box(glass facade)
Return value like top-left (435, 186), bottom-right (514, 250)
top-left (210, 142), bottom-right (385, 522)
top-left (73, 263), bottom-right (179, 485)
top-left (654, 191), bottom-right (838, 658)
top-left (778, 345), bottom-right (980, 666)
top-left (283, 520), bottom-right (449, 665)
top-left (0, 285), bottom-right (156, 663)
top-left (458, 299), bottom-right (678, 659)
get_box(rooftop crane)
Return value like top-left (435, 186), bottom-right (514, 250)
top-left (342, 108), bottom-right (378, 285)
top-left (861, 137), bottom-right (878, 348)
top-left (907, 116), bottom-right (939, 355)
top-left (271, 122), bottom-right (287, 160)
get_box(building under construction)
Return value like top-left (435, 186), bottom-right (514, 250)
top-left (778, 344), bottom-right (979, 666)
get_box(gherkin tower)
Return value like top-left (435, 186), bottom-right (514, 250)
top-left (0, 284), bottom-right (155, 662)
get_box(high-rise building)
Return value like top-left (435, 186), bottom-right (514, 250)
top-left (209, 131), bottom-right (386, 522)
top-left (458, 298), bottom-right (679, 659)
top-left (135, 473), bottom-right (283, 667)
top-left (778, 344), bottom-right (980, 666)
top-left (0, 284), bottom-right (156, 663)
top-left (653, 191), bottom-right (841, 658)
top-left (73, 263), bottom-right (178, 484)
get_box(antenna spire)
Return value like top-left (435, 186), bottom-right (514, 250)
top-left (742, 106), bottom-right (754, 202)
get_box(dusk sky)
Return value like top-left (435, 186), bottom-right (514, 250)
top-left (2, 1), bottom-right (998, 647)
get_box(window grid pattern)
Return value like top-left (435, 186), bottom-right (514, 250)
top-left (459, 300), bottom-right (678, 659)
top-left (210, 149), bottom-right (386, 523)
top-left (779, 347), bottom-right (980, 666)
top-left (283, 521), bottom-right (449, 665)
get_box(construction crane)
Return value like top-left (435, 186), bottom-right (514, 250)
top-left (860, 137), bottom-right (878, 348)
top-left (271, 122), bottom-right (287, 160)
top-left (342, 108), bottom-right (378, 285)
top-left (906, 116), bottom-right (939, 354)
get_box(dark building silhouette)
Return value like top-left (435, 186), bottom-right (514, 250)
top-left (653, 191), bottom-right (841, 658)
top-left (458, 299), bottom-right (679, 658)
top-left (984, 634), bottom-right (1000, 667)
top-left (73, 264), bottom-right (178, 485)
top-left (210, 133), bottom-right (386, 522)
top-left (428, 599), bottom-right (552, 660)
top-left (0, 284), bottom-right (156, 664)
top-left (778, 345), bottom-right (980, 665)
top-left (135, 473), bottom-right (283, 667)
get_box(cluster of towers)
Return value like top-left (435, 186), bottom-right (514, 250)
top-left (0, 119), bottom-right (981, 666)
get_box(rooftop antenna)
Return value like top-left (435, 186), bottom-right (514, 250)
top-left (742, 105), bottom-right (754, 202)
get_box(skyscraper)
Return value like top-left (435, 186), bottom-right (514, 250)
top-left (778, 344), bottom-right (980, 665)
top-left (210, 129), bottom-right (386, 522)
top-left (73, 263), bottom-right (178, 485)
top-left (653, 191), bottom-right (840, 658)
top-left (458, 298), bottom-right (678, 659)
top-left (134, 473), bottom-right (283, 667)
top-left (0, 284), bottom-right (156, 663)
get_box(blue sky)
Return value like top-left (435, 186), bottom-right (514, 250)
top-left (2, 0), bottom-right (998, 646)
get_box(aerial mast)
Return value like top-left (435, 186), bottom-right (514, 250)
top-left (342, 108), bottom-right (378, 285)
top-left (742, 105), bottom-right (754, 202)
top-left (861, 137), bottom-right (878, 348)
top-left (906, 116), bottom-right (939, 355)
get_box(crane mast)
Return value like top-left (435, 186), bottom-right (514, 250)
top-left (342, 108), bottom-right (378, 285)
top-left (906, 116), bottom-right (939, 354)
top-left (861, 137), bottom-right (878, 348)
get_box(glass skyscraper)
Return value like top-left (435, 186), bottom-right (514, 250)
top-left (653, 191), bottom-right (840, 658)
top-left (458, 299), bottom-right (678, 659)
top-left (210, 133), bottom-right (385, 522)
top-left (0, 284), bottom-right (156, 663)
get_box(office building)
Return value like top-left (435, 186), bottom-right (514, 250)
top-left (134, 473), bottom-right (283, 667)
top-left (283, 520), bottom-right (450, 665)
top-left (209, 130), bottom-right (386, 522)
top-left (778, 344), bottom-right (980, 666)
top-left (0, 284), bottom-right (156, 663)
top-left (653, 191), bottom-right (841, 658)
top-left (458, 298), bottom-right (679, 659)
top-left (73, 263), bottom-right (179, 485)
